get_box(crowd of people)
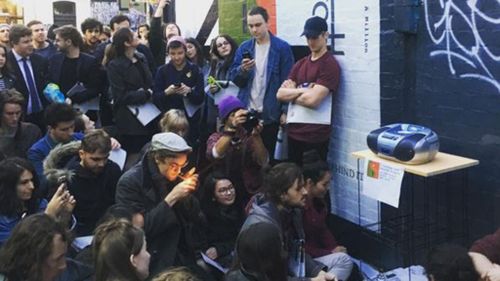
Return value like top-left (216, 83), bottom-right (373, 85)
top-left (0, 0), bottom-right (495, 281)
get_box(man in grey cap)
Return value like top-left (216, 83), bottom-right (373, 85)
top-left (116, 132), bottom-right (211, 278)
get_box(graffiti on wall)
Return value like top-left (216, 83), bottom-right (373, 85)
top-left (424, 0), bottom-right (500, 93)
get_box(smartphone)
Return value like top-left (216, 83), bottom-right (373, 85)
top-left (174, 82), bottom-right (181, 87)
top-left (242, 51), bottom-right (252, 60)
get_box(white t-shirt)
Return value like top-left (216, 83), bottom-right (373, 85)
top-left (249, 42), bottom-right (270, 112)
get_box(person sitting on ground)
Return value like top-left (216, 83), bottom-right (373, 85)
top-left (196, 173), bottom-right (245, 274)
top-left (302, 151), bottom-right (353, 281)
top-left (44, 129), bottom-right (122, 236)
top-left (0, 213), bottom-right (93, 281)
top-left (152, 267), bottom-right (200, 281)
top-left (226, 222), bottom-right (288, 281)
top-left (469, 228), bottom-right (500, 281)
top-left (93, 219), bottom-right (150, 281)
top-left (241, 162), bottom-right (336, 281)
top-left (74, 112), bottom-right (96, 134)
top-left (74, 203), bottom-right (145, 268)
top-left (426, 244), bottom-right (479, 281)
top-left (206, 95), bottom-right (268, 203)
top-left (116, 132), bottom-right (209, 278)
top-left (27, 103), bottom-right (83, 190)
top-left (0, 157), bottom-right (75, 245)
top-left (0, 89), bottom-right (41, 159)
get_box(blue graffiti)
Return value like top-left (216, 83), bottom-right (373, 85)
top-left (424, 0), bottom-right (500, 93)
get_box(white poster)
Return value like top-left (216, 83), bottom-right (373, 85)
top-left (362, 158), bottom-right (405, 208)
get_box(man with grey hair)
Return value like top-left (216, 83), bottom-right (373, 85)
top-left (116, 132), bottom-right (211, 279)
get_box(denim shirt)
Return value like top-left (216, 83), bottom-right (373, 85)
top-left (229, 32), bottom-right (294, 125)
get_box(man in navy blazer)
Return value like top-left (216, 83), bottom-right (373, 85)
top-left (7, 24), bottom-right (48, 131)
top-left (48, 25), bottom-right (100, 105)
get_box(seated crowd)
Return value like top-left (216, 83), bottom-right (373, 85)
top-left (0, 1), bottom-right (493, 281)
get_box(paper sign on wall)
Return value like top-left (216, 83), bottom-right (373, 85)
top-left (362, 158), bottom-right (404, 208)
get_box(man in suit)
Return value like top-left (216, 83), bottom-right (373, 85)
top-left (7, 24), bottom-right (48, 131)
top-left (49, 25), bottom-right (100, 106)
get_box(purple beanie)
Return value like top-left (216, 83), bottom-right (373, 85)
top-left (218, 96), bottom-right (245, 120)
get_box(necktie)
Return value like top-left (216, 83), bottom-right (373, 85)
top-left (21, 58), bottom-right (42, 114)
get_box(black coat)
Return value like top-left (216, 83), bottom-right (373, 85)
top-left (198, 202), bottom-right (244, 264)
top-left (106, 53), bottom-right (154, 135)
top-left (115, 154), bottom-right (204, 276)
top-left (7, 51), bottom-right (49, 112)
top-left (48, 52), bottom-right (101, 104)
top-left (65, 156), bottom-right (121, 236)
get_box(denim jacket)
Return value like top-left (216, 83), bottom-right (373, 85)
top-left (229, 32), bottom-right (294, 125)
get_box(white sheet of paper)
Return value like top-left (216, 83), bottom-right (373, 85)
top-left (362, 158), bottom-right (405, 208)
top-left (73, 96), bottom-right (99, 113)
top-left (286, 94), bottom-right (332, 125)
top-left (109, 148), bottom-right (127, 170)
top-left (200, 252), bottom-right (228, 273)
top-left (127, 102), bottom-right (161, 126)
top-left (212, 81), bottom-right (239, 105)
top-left (72, 235), bottom-right (93, 250)
top-left (182, 97), bottom-right (203, 118)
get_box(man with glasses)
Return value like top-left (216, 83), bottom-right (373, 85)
top-left (116, 132), bottom-right (212, 279)
top-left (277, 16), bottom-right (341, 166)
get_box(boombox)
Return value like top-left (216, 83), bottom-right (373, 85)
top-left (367, 123), bottom-right (439, 165)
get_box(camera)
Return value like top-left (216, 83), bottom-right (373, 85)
top-left (242, 109), bottom-right (260, 135)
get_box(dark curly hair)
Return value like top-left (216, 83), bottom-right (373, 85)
top-left (0, 157), bottom-right (41, 217)
top-left (261, 162), bottom-right (302, 204)
top-left (0, 213), bottom-right (69, 281)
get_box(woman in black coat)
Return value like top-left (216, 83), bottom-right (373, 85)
top-left (198, 173), bottom-right (245, 270)
top-left (106, 28), bottom-right (155, 153)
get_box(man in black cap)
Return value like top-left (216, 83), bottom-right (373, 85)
top-left (277, 16), bottom-right (341, 165)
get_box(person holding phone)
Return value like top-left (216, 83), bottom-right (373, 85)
top-left (229, 6), bottom-right (294, 163)
top-left (116, 132), bottom-right (210, 279)
top-left (0, 157), bottom-right (75, 245)
top-left (153, 36), bottom-right (204, 149)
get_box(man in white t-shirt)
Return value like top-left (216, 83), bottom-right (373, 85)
top-left (230, 6), bottom-right (294, 162)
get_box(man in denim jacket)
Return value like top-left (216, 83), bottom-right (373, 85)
top-left (229, 6), bottom-right (294, 162)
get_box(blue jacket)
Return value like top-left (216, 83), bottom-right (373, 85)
top-left (0, 199), bottom-right (47, 245)
top-left (229, 33), bottom-right (294, 125)
top-left (27, 133), bottom-right (84, 194)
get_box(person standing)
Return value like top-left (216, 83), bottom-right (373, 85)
top-left (27, 20), bottom-right (58, 60)
top-left (49, 25), bottom-right (100, 106)
top-left (80, 18), bottom-right (103, 56)
top-left (0, 24), bottom-right (10, 50)
top-left (229, 6), bottom-right (294, 161)
top-left (277, 16), bottom-right (341, 165)
top-left (7, 24), bottom-right (48, 130)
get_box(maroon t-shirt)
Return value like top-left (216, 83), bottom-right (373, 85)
top-left (287, 52), bottom-right (340, 143)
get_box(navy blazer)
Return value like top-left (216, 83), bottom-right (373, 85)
top-left (7, 51), bottom-right (49, 111)
top-left (48, 52), bottom-right (101, 104)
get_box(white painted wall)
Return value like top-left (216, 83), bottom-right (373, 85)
top-left (20, 0), bottom-right (91, 28)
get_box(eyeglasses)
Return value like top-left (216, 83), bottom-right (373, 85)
top-left (216, 41), bottom-right (230, 48)
top-left (217, 185), bottom-right (235, 195)
top-left (168, 161), bottom-right (188, 170)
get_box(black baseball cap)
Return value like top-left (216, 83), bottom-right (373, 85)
top-left (301, 16), bottom-right (328, 37)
